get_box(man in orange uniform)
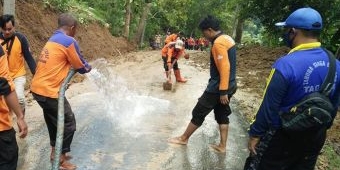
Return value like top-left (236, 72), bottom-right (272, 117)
top-left (164, 31), bottom-right (181, 45)
top-left (0, 14), bottom-right (36, 115)
top-left (161, 39), bottom-right (188, 83)
top-left (168, 15), bottom-right (237, 153)
top-left (0, 42), bottom-right (28, 170)
top-left (30, 13), bottom-right (91, 170)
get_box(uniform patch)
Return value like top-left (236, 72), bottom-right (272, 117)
top-left (217, 55), bottom-right (223, 60)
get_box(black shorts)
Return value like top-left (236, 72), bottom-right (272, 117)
top-left (162, 57), bottom-right (178, 71)
top-left (0, 128), bottom-right (18, 170)
top-left (191, 91), bottom-right (233, 126)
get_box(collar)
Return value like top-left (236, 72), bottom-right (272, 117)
top-left (211, 31), bottom-right (223, 44)
top-left (288, 42), bottom-right (321, 54)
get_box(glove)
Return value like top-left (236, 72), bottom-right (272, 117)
top-left (184, 53), bottom-right (189, 59)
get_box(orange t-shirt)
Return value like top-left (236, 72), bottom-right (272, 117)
top-left (0, 48), bottom-right (15, 131)
top-left (0, 32), bottom-right (36, 78)
top-left (31, 30), bottom-right (90, 98)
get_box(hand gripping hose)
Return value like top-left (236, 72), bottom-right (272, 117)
top-left (52, 69), bottom-right (76, 170)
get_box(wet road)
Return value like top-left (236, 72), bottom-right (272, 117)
top-left (18, 51), bottom-right (249, 170)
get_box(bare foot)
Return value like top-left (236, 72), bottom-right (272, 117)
top-left (210, 144), bottom-right (226, 153)
top-left (167, 137), bottom-right (188, 145)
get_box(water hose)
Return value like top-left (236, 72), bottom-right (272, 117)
top-left (52, 69), bottom-right (76, 170)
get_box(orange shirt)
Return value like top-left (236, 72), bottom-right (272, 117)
top-left (0, 47), bottom-right (15, 131)
top-left (167, 47), bottom-right (184, 62)
top-left (161, 42), bottom-right (184, 62)
top-left (211, 35), bottom-right (235, 91)
top-left (31, 30), bottom-right (90, 98)
top-left (164, 34), bottom-right (178, 44)
top-left (161, 42), bottom-right (175, 57)
top-left (0, 32), bottom-right (36, 78)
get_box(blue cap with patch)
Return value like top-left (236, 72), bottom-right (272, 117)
top-left (275, 7), bottom-right (322, 30)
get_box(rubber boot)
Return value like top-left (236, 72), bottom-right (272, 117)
top-left (174, 69), bottom-right (187, 83)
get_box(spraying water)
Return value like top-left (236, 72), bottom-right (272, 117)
top-left (86, 58), bottom-right (170, 137)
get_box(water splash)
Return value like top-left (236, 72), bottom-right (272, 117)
top-left (86, 58), bottom-right (170, 137)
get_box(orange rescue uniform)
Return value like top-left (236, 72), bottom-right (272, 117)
top-left (31, 30), bottom-right (91, 98)
top-left (0, 48), bottom-right (15, 131)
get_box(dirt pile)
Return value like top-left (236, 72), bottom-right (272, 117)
top-left (1, 1), bottom-right (135, 84)
top-left (13, 1), bottom-right (135, 60)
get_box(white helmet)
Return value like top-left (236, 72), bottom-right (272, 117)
top-left (175, 39), bottom-right (184, 49)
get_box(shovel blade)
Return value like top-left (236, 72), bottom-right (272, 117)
top-left (163, 81), bottom-right (172, 90)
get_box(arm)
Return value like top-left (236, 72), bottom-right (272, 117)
top-left (4, 90), bottom-right (27, 138)
top-left (167, 47), bottom-right (174, 63)
top-left (67, 41), bottom-right (91, 74)
top-left (17, 33), bottom-right (36, 74)
top-left (0, 76), bottom-right (27, 138)
top-left (249, 69), bottom-right (288, 137)
top-left (212, 42), bottom-right (230, 95)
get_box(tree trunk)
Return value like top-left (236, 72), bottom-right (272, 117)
top-left (133, 2), bottom-right (152, 46)
top-left (123, 0), bottom-right (131, 38)
top-left (234, 18), bottom-right (244, 44)
top-left (3, 0), bottom-right (15, 15)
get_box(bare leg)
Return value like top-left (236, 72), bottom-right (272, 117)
top-left (211, 124), bottom-right (229, 153)
top-left (168, 122), bottom-right (199, 145)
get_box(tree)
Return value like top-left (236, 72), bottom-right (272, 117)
top-left (244, 0), bottom-right (340, 50)
top-left (133, 1), bottom-right (152, 46)
top-left (123, 0), bottom-right (132, 38)
top-left (3, 0), bottom-right (15, 15)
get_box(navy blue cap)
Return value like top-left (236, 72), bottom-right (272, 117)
top-left (275, 7), bottom-right (322, 30)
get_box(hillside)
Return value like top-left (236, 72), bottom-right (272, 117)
top-left (0, 0), bottom-right (135, 79)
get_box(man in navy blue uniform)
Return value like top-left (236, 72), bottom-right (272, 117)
top-left (245, 7), bottom-right (340, 170)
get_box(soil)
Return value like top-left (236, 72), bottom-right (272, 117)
top-left (2, 0), bottom-right (339, 169)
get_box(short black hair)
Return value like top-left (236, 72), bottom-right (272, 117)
top-left (58, 13), bottom-right (78, 28)
top-left (198, 15), bottom-right (220, 31)
top-left (0, 14), bottom-right (15, 28)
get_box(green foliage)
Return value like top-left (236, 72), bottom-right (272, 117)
top-left (244, 0), bottom-right (340, 51)
top-left (43, 0), bottom-right (107, 25)
top-left (321, 144), bottom-right (340, 169)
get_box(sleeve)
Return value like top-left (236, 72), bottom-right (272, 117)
top-left (167, 47), bottom-right (174, 63)
top-left (67, 40), bottom-right (91, 74)
top-left (17, 33), bottom-right (36, 74)
top-left (0, 49), bottom-right (15, 95)
top-left (212, 42), bottom-right (230, 95)
top-left (249, 69), bottom-right (288, 137)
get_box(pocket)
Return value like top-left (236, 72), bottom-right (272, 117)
top-left (0, 131), bottom-right (18, 163)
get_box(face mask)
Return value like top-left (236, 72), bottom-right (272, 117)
top-left (283, 29), bottom-right (296, 48)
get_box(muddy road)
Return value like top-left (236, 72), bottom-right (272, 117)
top-left (17, 50), bottom-right (249, 170)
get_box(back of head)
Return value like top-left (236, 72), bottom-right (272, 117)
top-left (275, 7), bottom-right (322, 30)
top-left (198, 15), bottom-right (220, 31)
top-left (58, 13), bottom-right (78, 28)
top-left (0, 14), bottom-right (15, 28)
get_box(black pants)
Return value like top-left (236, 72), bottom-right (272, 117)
top-left (191, 91), bottom-right (233, 126)
top-left (0, 128), bottom-right (18, 170)
top-left (162, 57), bottom-right (178, 71)
top-left (33, 93), bottom-right (76, 154)
top-left (245, 127), bottom-right (327, 170)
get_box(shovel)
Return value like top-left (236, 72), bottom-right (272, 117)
top-left (163, 59), bottom-right (177, 90)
